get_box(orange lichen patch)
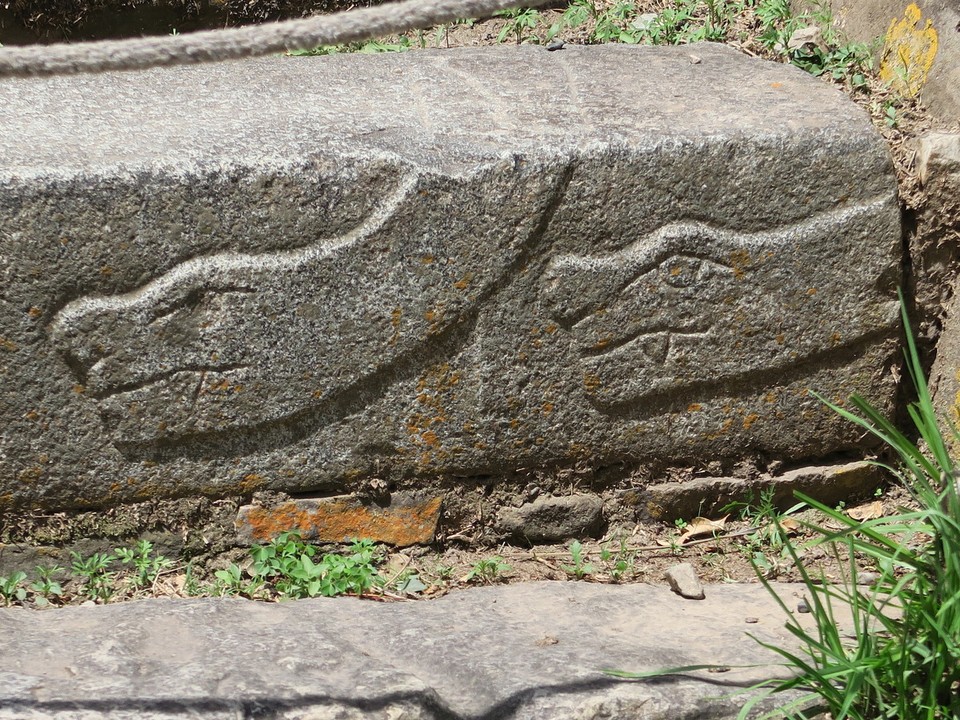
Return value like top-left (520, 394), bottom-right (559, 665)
top-left (420, 255), bottom-right (434, 264)
top-left (27, 306), bottom-right (42, 319)
top-left (583, 372), bottom-right (602, 392)
top-left (880, 3), bottom-right (938, 97)
top-left (687, 403), bottom-right (702, 412)
top-left (237, 495), bottom-right (443, 546)
top-left (806, 288), bottom-right (817, 296)
top-left (764, 391), bottom-right (778, 403)
top-left (775, 334), bottom-right (785, 345)
top-left (706, 418), bottom-right (734, 440)
top-left (241, 473), bottom-right (266, 492)
top-left (100, 265), bottom-right (113, 276)
top-left (72, 384), bottom-right (85, 394)
top-left (728, 249), bottom-right (753, 279)
top-left (18, 465), bottom-right (43, 482)
top-left (453, 272), bottom-right (473, 290)
top-left (545, 323), bottom-right (559, 335)
top-left (592, 337), bottom-right (611, 351)
top-left (24, 410), bottom-right (39, 421)
top-left (831, 332), bottom-right (842, 344)
top-left (0, 337), bottom-right (18, 352)
top-left (542, 402), bottom-right (554, 415)
top-left (424, 309), bottom-right (437, 323)
top-left (742, 413), bottom-right (760, 430)
top-left (420, 430), bottom-right (440, 448)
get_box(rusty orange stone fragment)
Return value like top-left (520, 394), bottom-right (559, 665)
top-left (235, 492), bottom-right (442, 547)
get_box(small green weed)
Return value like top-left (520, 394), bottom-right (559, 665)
top-left (250, 532), bottom-right (380, 599)
top-left (465, 556), bottom-right (511, 584)
top-left (70, 551), bottom-right (115, 602)
top-left (723, 487), bottom-right (805, 579)
top-left (29, 565), bottom-right (64, 607)
top-left (288, 37), bottom-right (413, 56)
top-left (599, 535), bottom-right (636, 581)
top-left (495, 7), bottom-right (541, 44)
top-left (0, 571), bottom-right (27, 606)
top-left (212, 563), bottom-right (261, 598)
top-left (561, 540), bottom-right (595, 579)
top-left (115, 539), bottom-right (172, 589)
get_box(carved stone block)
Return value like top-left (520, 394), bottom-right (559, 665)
top-left (0, 44), bottom-right (900, 510)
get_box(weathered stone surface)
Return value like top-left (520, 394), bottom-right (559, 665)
top-left (497, 493), bottom-right (604, 543)
top-left (0, 44), bottom-right (899, 510)
top-left (236, 492), bottom-right (441, 546)
top-left (644, 461), bottom-right (884, 522)
top-left (924, 134), bottom-right (960, 437)
top-left (665, 562), bottom-right (705, 600)
top-left (0, 581), bottom-right (815, 719)
top-left (907, 132), bottom-right (960, 351)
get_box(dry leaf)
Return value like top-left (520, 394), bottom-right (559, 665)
top-left (847, 500), bottom-right (884, 521)
top-left (679, 515), bottom-right (728, 544)
top-left (786, 25), bottom-right (828, 52)
top-left (780, 517), bottom-right (801, 535)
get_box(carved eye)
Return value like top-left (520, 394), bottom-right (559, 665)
top-left (658, 255), bottom-right (725, 289)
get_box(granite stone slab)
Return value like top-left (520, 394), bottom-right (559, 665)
top-left (0, 43), bottom-right (900, 510)
top-left (0, 581), bottom-right (816, 719)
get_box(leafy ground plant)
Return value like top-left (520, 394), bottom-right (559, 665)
top-left (115, 539), bottom-right (173, 589)
top-left (465, 556), bottom-right (511, 584)
top-left (0, 571), bottom-right (27, 606)
top-left (561, 540), bottom-right (595, 579)
top-left (70, 551), bottom-right (115, 601)
top-left (249, 532), bottom-right (380, 599)
top-left (29, 565), bottom-right (64, 607)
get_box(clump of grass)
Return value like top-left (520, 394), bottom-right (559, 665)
top-left (739, 295), bottom-right (960, 719)
top-left (609, 294), bottom-right (960, 719)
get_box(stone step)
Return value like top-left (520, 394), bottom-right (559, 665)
top-left (0, 581), bottom-right (817, 719)
top-left (0, 44), bottom-right (899, 512)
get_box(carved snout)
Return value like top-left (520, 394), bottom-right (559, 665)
top-left (50, 279), bottom-right (255, 399)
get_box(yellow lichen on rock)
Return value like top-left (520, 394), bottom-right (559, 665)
top-left (880, 3), bottom-right (939, 97)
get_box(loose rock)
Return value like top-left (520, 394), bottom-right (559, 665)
top-left (497, 494), bottom-right (604, 544)
top-left (665, 562), bottom-right (705, 600)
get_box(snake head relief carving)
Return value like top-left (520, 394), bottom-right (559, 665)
top-left (49, 161), bottom-right (571, 450)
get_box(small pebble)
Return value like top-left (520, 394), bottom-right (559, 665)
top-left (857, 571), bottom-right (880, 586)
top-left (546, 40), bottom-right (565, 51)
top-left (744, 616), bottom-right (759, 624)
top-left (797, 598), bottom-right (811, 613)
top-left (665, 562), bottom-right (705, 600)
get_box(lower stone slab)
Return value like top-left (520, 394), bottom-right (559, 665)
top-left (0, 581), bottom-right (814, 720)
top-left (0, 43), bottom-right (900, 510)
